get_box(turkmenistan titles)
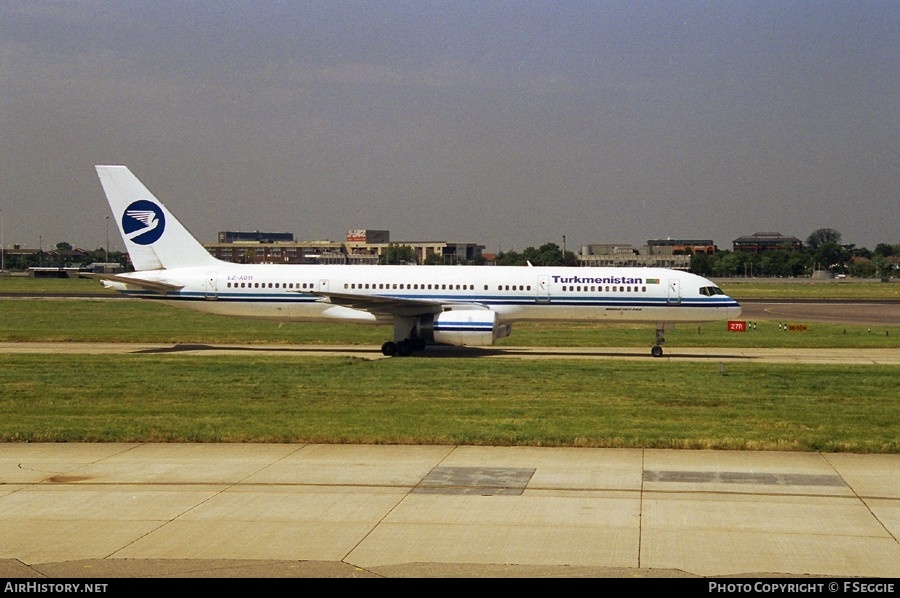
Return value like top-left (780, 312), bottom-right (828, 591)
top-left (551, 275), bottom-right (645, 285)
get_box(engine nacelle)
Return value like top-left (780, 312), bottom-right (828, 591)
top-left (418, 309), bottom-right (511, 347)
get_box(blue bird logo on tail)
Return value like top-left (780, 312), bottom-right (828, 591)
top-left (123, 200), bottom-right (166, 245)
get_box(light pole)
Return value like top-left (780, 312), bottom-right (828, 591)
top-left (1, 209), bottom-right (4, 272)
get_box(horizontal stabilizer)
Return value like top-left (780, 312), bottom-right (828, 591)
top-left (80, 273), bottom-right (184, 294)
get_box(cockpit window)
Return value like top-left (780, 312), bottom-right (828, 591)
top-left (699, 286), bottom-right (726, 296)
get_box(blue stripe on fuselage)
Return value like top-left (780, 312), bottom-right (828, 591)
top-left (115, 290), bottom-right (738, 310)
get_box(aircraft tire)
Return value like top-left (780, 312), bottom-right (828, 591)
top-left (381, 342), bottom-right (398, 356)
top-left (651, 346), bottom-right (664, 358)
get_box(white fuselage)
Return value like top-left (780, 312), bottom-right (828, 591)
top-left (107, 263), bottom-right (742, 325)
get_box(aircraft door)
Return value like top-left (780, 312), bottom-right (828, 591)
top-left (537, 275), bottom-right (550, 302)
top-left (205, 272), bottom-right (217, 300)
top-left (666, 279), bottom-right (681, 304)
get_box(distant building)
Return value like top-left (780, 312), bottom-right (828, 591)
top-left (206, 238), bottom-right (346, 264)
top-left (346, 229), bottom-right (389, 244)
top-left (580, 243), bottom-right (637, 257)
top-left (647, 239), bottom-right (717, 255)
top-left (407, 241), bottom-right (484, 265)
top-left (205, 229), bottom-right (483, 265)
top-left (344, 230), bottom-right (390, 263)
top-left (218, 231), bottom-right (294, 243)
top-left (578, 244), bottom-right (691, 270)
top-left (733, 232), bottom-right (803, 253)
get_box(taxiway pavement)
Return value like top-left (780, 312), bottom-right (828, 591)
top-left (0, 443), bottom-right (898, 578)
top-left (1, 342), bottom-right (898, 364)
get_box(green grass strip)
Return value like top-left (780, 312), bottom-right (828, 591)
top-left (0, 355), bottom-right (896, 453)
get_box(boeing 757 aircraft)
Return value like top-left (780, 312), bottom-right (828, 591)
top-left (86, 166), bottom-right (741, 357)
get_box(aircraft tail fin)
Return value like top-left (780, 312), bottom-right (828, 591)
top-left (95, 165), bottom-right (219, 271)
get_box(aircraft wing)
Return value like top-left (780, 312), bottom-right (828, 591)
top-left (80, 273), bottom-right (185, 294)
top-left (316, 291), bottom-right (483, 317)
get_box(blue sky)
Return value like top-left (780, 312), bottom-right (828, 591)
top-left (1, 1), bottom-right (896, 253)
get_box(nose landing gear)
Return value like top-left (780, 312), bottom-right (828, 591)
top-left (652, 325), bottom-right (666, 357)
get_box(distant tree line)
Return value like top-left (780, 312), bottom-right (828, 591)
top-left (3, 228), bottom-right (896, 278)
top-left (495, 230), bottom-right (898, 279)
top-left (493, 243), bottom-right (579, 267)
top-left (689, 229), bottom-right (898, 279)
top-left (1, 242), bottom-right (127, 271)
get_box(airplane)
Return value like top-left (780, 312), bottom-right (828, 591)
top-left (85, 165), bottom-right (742, 357)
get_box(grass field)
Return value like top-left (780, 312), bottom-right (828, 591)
top-left (0, 354), bottom-right (896, 452)
top-left (0, 275), bottom-right (897, 452)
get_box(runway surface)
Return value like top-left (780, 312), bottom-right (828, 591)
top-left (1, 443), bottom-right (898, 579)
top-left (738, 300), bottom-right (900, 327)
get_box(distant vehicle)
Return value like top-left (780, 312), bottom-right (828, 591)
top-left (85, 166), bottom-right (742, 357)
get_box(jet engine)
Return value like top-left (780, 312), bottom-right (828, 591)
top-left (418, 309), bottom-right (511, 346)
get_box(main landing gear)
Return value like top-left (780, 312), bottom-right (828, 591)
top-left (382, 317), bottom-right (428, 357)
top-left (381, 337), bottom-right (426, 357)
